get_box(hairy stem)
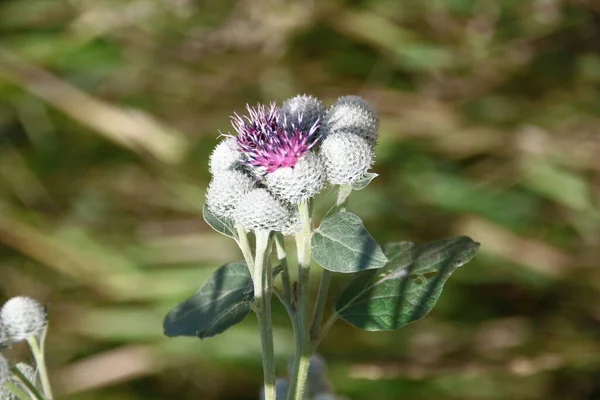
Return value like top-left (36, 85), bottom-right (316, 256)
top-left (288, 201), bottom-right (313, 400)
top-left (27, 334), bottom-right (53, 400)
top-left (274, 233), bottom-right (293, 308)
top-left (254, 229), bottom-right (276, 400)
top-left (310, 185), bottom-right (351, 340)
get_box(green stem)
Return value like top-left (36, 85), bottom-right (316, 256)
top-left (274, 233), bottom-right (293, 308)
top-left (26, 335), bottom-right (53, 400)
top-left (236, 225), bottom-right (255, 273)
top-left (254, 229), bottom-right (276, 400)
top-left (288, 201), bottom-right (313, 400)
top-left (309, 185), bottom-right (351, 341)
top-left (11, 365), bottom-right (44, 400)
top-left (4, 381), bottom-right (31, 400)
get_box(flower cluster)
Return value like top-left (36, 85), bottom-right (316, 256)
top-left (206, 94), bottom-right (379, 233)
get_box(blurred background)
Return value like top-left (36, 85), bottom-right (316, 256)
top-left (1, 0), bottom-right (600, 399)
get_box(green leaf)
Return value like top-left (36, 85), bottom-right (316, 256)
top-left (163, 261), bottom-right (254, 339)
top-left (335, 236), bottom-right (479, 331)
top-left (352, 173), bottom-right (378, 191)
top-left (312, 212), bottom-right (388, 273)
top-left (203, 203), bottom-right (237, 239)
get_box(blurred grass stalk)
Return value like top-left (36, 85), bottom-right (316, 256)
top-left (0, 47), bottom-right (188, 164)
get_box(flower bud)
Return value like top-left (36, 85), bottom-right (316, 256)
top-left (234, 188), bottom-right (290, 232)
top-left (319, 132), bottom-right (373, 185)
top-left (264, 152), bottom-right (325, 204)
top-left (321, 96), bottom-right (379, 146)
top-left (15, 363), bottom-right (36, 386)
top-left (0, 354), bottom-right (8, 387)
top-left (205, 170), bottom-right (255, 219)
top-left (209, 138), bottom-right (242, 174)
top-left (0, 296), bottom-right (46, 343)
top-left (279, 94), bottom-right (325, 134)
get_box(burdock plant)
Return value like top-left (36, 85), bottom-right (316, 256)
top-left (163, 95), bottom-right (480, 399)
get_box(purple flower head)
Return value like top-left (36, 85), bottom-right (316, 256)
top-left (229, 103), bottom-right (321, 173)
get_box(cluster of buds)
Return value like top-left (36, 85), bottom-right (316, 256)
top-left (206, 94), bottom-right (378, 234)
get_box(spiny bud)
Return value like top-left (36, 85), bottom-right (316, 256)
top-left (264, 152), bottom-right (325, 204)
top-left (281, 208), bottom-right (301, 236)
top-left (279, 94), bottom-right (325, 134)
top-left (205, 170), bottom-right (255, 219)
top-left (0, 354), bottom-right (8, 387)
top-left (319, 132), bottom-right (373, 185)
top-left (0, 296), bottom-right (46, 343)
top-left (14, 363), bottom-right (36, 384)
top-left (209, 138), bottom-right (242, 174)
top-left (234, 188), bottom-right (291, 232)
top-left (321, 95), bottom-right (379, 146)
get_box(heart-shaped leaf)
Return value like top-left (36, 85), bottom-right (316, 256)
top-left (163, 261), bottom-right (254, 338)
top-left (312, 212), bottom-right (388, 273)
top-left (335, 236), bottom-right (480, 331)
top-left (203, 203), bottom-right (237, 239)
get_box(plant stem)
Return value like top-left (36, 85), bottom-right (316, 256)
top-left (309, 185), bottom-right (351, 340)
top-left (254, 229), bottom-right (276, 400)
top-left (4, 381), bottom-right (31, 400)
top-left (27, 334), bottom-right (53, 400)
top-left (236, 225), bottom-right (255, 273)
top-left (288, 201), bottom-right (313, 400)
top-left (274, 233), bottom-right (293, 308)
top-left (11, 365), bottom-right (44, 400)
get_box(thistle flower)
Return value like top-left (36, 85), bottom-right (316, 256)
top-left (209, 138), bottom-right (242, 174)
top-left (205, 170), bottom-right (255, 219)
top-left (230, 103), bottom-right (322, 174)
top-left (234, 188), bottom-right (291, 232)
top-left (279, 94), bottom-right (325, 134)
top-left (0, 297), bottom-right (46, 343)
top-left (264, 152), bottom-right (325, 204)
top-left (321, 95), bottom-right (379, 146)
top-left (319, 132), bottom-right (373, 185)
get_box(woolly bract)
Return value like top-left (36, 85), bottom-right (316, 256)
top-left (319, 132), bottom-right (373, 185)
top-left (0, 296), bottom-right (46, 343)
top-left (205, 170), bottom-right (255, 219)
top-left (234, 189), bottom-right (290, 232)
top-left (209, 138), bottom-right (241, 174)
top-left (264, 152), bottom-right (325, 204)
top-left (279, 94), bottom-right (325, 134)
top-left (321, 95), bottom-right (379, 146)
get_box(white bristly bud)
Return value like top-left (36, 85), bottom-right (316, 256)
top-left (234, 188), bottom-right (290, 232)
top-left (319, 132), bottom-right (373, 185)
top-left (321, 95), bottom-right (379, 146)
top-left (281, 208), bottom-right (301, 236)
top-left (205, 170), bottom-right (255, 219)
top-left (209, 138), bottom-right (242, 174)
top-left (279, 94), bottom-right (325, 133)
top-left (15, 363), bottom-right (36, 386)
top-left (264, 152), bottom-right (325, 204)
top-left (0, 296), bottom-right (46, 343)
top-left (0, 354), bottom-right (8, 387)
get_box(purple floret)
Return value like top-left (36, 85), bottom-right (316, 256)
top-left (229, 103), bottom-right (321, 173)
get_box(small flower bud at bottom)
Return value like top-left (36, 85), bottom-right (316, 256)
top-left (0, 296), bottom-right (46, 343)
top-left (279, 94), bottom-right (325, 133)
top-left (0, 354), bottom-right (8, 387)
top-left (322, 96), bottom-right (379, 146)
top-left (320, 132), bottom-right (373, 185)
top-left (205, 170), bottom-right (255, 219)
top-left (264, 152), bottom-right (325, 204)
top-left (234, 189), bottom-right (291, 232)
top-left (209, 138), bottom-right (241, 174)
top-left (15, 363), bottom-right (36, 385)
